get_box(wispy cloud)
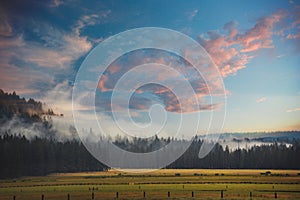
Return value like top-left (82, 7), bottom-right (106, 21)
top-left (21, 35), bottom-right (92, 69)
top-left (277, 54), bottom-right (286, 58)
top-left (0, 14), bottom-right (13, 37)
top-left (74, 11), bottom-right (111, 37)
top-left (286, 107), bottom-right (300, 112)
top-left (256, 97), bottom-right (267, 103)
top-left (282, 7), bottom-right (300, 51)
top-left (187, 9), bottom-right (198, 21)
top-left (286, 8), bottom-right (300, 40)
top-left (50, 0), bottom-right (63, 7)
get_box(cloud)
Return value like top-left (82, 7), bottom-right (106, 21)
top-left (277, 54), bottom-right (286, 58)
top-left (50, 0), bottom-right (63, 7)
top-left (0, 21), bottom-right (92, 70)
top-left (199, 31), bottom-right (248, 77)
top-left (41, 81), bottom-right (72, 114)
top-left (223, 21), bottom-right (238, 38)
top-left (198, 11), bottom-right (286, 77)
top-left (0, 14), bottom-right (13, 37)
top-left (0, 18), bottom-right (92, 95)
top-left (93, 48), bottom-right (219, 113)
top-left (74, 11), bottom-right (111, 37)
top-left (279, 7), bottom-right (300, 52)
top-left (286, 7), bottom-right (300, 40)
top-left (187, 9), bottom-right (198, 21)
top-left (256, 97), bottom-right (267, 103)
top-left (237, 10), bottom-right (285, 52)
top-left (0, 61), bottom-right (51, 95)
top-left (286, 107), bottom-right (300, 112)
top-left (291, 8), bottom-right (300, 28)
top-left (40, 81), bottom-right (81, 139)
top-left (107, 65), bottom-right (122, 74)
top-left (286, 32), bottom-right (300, 39)
top-left (98, 74), bottom-right (110, 92)
top-left (20, 35), bottom-right (92, 69)
top-left (5, 9), bottom-right (288, 117)
top-left (1, 6), bottom-right (296, 121)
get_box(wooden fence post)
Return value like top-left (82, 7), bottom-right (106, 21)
top-left (41, 194), bottom-right (44, 200)
top-left (168, 191), bottom-right (170, 197)
top-left (250, 191), bottom-right (252, 199)
top-left (13, 195), bottom-right (16, 200)
top-left (274, 192), bottom-right (277, 199)
top-left (143, 191), bottom-right (146, 198)
top-left (192, 191), bottom-right (194, 197)
top-left (67, 193), bottom-right (70, 200)
top-left (116, 192), bottom-right (118, 199)
top-left (91, 192), bottom-right (94, 200)
top-left (221, 190), bottom-right (223, 198)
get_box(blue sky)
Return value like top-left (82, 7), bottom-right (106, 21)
top-left (0, 0), bottom-right (299, 136)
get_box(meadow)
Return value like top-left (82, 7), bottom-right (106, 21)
top-left (0, 169), bottom-right (299, 200)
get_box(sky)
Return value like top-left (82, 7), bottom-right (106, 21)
top-left (0, 0), bottom-right (299, 138)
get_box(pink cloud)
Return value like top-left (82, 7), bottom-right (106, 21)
top-left (199, 11), bottom-right (285, 78)
top-left (95, 11), bottom-right (293, 115)
top-left (199, 33), bottom-right (249, 77)
top-left (287, 32), bottom-right (300, 39)
top-left (107, 65), bottom-right (122, 74)
top-left (98, 74), bottom-right (110, 92)
top-left (95, 47), bottom-right (225, 113)
top-left (237, 10), bottom-right (285, 52)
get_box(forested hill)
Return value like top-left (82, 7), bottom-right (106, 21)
top-left (0, 89), bottom-right (55, 123)
top-left (0, 89), bottom-right (66, 139)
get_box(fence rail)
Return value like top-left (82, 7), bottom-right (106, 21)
top-left (9, 189), bottom-right (300, 200)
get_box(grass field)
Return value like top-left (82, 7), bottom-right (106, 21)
top-left (0, 169), bottom-right (300, 199)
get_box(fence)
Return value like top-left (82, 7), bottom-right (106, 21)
top-left (10, 190), bottom-right (300, 199)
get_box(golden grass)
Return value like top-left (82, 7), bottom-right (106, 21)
top-left (1, 169), bottom-right (300, 199)
top-left (53, 169), bottom-right (300, 176)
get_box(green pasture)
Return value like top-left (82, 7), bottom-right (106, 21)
top-left (0, 169), bottom-right (299, 199)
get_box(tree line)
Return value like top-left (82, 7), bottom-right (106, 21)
top-left (169, 139), bottom-right (300, 169)
top-left (0, 134), bottom-right (107, 179)
top-left (1, 134), bottom-right (299, 179)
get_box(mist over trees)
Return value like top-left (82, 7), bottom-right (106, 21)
top-left (0, 89), bottom-right (300, 179)
top-left (1, 134), bottom-right (300, 178)
top-left (0, 89), bottom-right (55, 123)
top-left (0, 89), bottom-right (59, 139)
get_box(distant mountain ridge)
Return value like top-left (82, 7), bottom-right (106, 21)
top-left (198, 131), bottom-right (300, 141)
